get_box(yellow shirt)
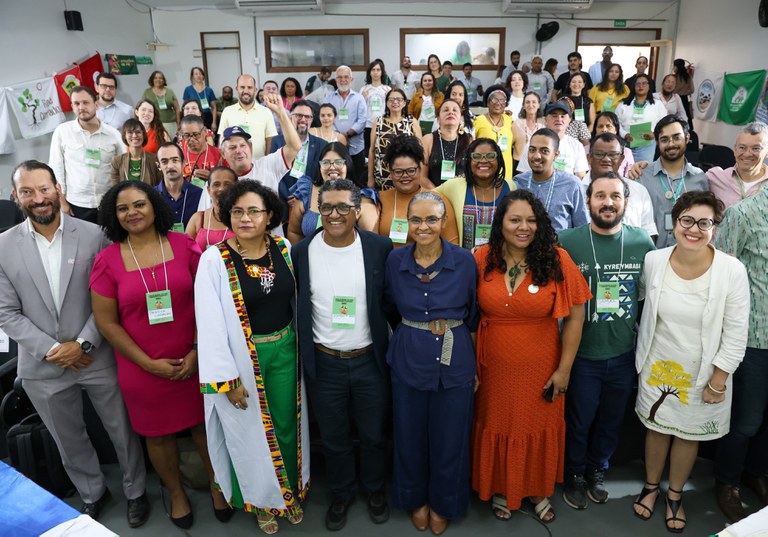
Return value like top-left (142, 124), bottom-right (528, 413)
top-left (588, 84), bottom-right (630, 113)
top-left (217, 103), bottom-right (278, 158)
top-left (473, 114), bottom-right (514, 178)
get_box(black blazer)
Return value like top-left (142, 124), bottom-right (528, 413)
top-left (292, 228), bottom-right (393, 381)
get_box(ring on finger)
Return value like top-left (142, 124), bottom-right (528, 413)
top-left (234, 402), bottom-right (241, 409)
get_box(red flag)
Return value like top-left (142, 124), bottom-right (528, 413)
top-left (53, 65), bottom-right (82, 112)
top-left (76, 52), bottom-right (104, 91)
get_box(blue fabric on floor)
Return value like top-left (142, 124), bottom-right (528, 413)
top-left (0, 461), bottom-right (79, 537)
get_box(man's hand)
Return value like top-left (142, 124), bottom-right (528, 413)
top-left (263, 93), bottom-right (285, 115)
top-left (46, 341), bottom-right (91, 370)
top-left (193, 168), bottom-right (210, 181)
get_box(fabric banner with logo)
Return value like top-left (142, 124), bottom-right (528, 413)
top-left (718, 70), bottom-right (768, 125)
top-left (692, 70), bottom-right (723, 122)
top-left (0, 90), bottom-right (16, 154)
top-left (6, 77), bottom-right (65, 139)
top-left (755, 77), bottom-right (768, 125)
top-left (107, 54), bottom-right (138, 75)
top-left (76, 53), bottom-right (104, 91)
top-left (53, 65), bottom-right (82, 113)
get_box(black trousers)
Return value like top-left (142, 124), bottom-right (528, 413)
top-left (350, 150), bottom-right (368, 188)
top-left (69, 203), bottom-right (99, 224)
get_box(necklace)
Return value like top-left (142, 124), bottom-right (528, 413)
top-left (238, 236), bottom-right (274, 274)
top-left (507, 256), bottom-right (528, 281)
top-left (487, 113), bottom-right (503, 133)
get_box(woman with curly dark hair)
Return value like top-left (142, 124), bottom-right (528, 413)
top-left (279, 77), bottom-right (303, 110)
top-left (471, 189), bottom-right (590, 524)
top-left (588, 63), bottom-right (629, 113)
top-left (368, 88), bottom-right (421, 190)
top-left (91, 181), bottom-right (231, 529)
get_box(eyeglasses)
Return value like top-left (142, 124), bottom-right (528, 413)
top-left (388, 97), bottom-right (405, 104)
top-left (408, 216), bottom-right (443, 226)
top-left (291, 113), bottom-right (313, 121)
top-left (677, 215), bottom-right (717, 231)
top-left (470, 151), bottom-right (498, 161)
top-left (735, 145), bottom-right (765, 155)
top-left (98, 84), bottom-right (116, 90)
top-left (126, 131), bottom-right (144, 138)
top-left (230, 207), bottom-right (268, 219)
top-left (635, 81), bottom-right (649, 87)
top-left (659, 133), bottom-right (686, 144)
top-left (391, 167), bottom-right (418, 179)
top-left (319, 158), bottom-right (346, 168)
top-left (181, 131), bottom-right (203, 140)
top-left (489, 97), bottom-right (507, 105)
top-left (591, 150), bottom-right (623, 160)
top-left (319, 203), bottom-right (355, 216)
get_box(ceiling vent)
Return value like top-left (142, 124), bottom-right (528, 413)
top-left (235, 0), bottom-right (324, 14)
top-left (502, 0), bottom-right (593, 13)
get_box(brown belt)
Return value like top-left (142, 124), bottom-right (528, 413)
top-left (251, 327), bottom-right (290, 344)
top-left (314, 343), bottom-right (374, 359)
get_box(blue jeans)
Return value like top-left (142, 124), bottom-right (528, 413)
top-left (631, 141), bottom-right (656, 164)
top-left (565, 351), bottom-right (636, 475)
top-left (715, 347), bottom-right (768, 485)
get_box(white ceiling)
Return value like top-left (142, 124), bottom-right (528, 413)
top-left (146, 0), bottom-right (669, 8)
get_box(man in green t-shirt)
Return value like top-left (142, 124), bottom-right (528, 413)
top-left (559, 171), bottom-right (656, 510)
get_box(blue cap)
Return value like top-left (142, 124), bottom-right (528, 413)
top-left (222, 126), bottom-right (251, 142)
top-left (545, 102), bottom-right (571, 115)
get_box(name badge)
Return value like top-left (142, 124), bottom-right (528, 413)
top-left (389, 218), bottom-right (408, 244)
top-left (665, 212), bottom-right (674, 231)
top-left (632, 106), bottom-right (644, 120)
top-left (338, 107), bottom-right (350, 121)
top-left (191, 177), bottom-right (206, 188)
top-left (602, 96), bottom-right (615, 112)
top-left (574, 109), bottom-right (585, 122)
top-left (497, 135), bottom-right (509, 152)
top-left (316, 215), bottom-right (323, 229)
top-left (146, 290), bottom-right (173, 325)
top-left (440, 160), bottom-right (456, 180)
top-left (533, 82), bottom-right (542, 90)
top-left (157, 95), bottom-right (168, 110)
top-left (200, 97), bottom-right (210, 110)
top-left (474, 223), bottom-right (491, 247)
top-left (596, 281), bottom-right (620, 313)
top-left (332, 296), bottom-right (356, 328)
top-left (554, 157), bottom-right (568, 171)
top-left (85, 148), bottom-right (101, 168)
top-left (421, 104), bottom-right (435, 121)
top-left (289, 158), bottom-right (307, 179)
top-left (371, 96), bottom-right (383, 114)
top-left (171, 222), bottom-right (185, 233)
top-left (240, 124), bottom-right (251, 134)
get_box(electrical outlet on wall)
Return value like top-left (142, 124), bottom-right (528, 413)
top-left (254, 57), bottom-right (260, 65)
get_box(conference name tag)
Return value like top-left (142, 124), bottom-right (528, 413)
top-left (596, 281), bottom-right (620, 313)
top-left (240, 124), bottom-right (251, 134)
top-left (497, 135), bottom-right (509, 152)
top-left (289, 158), bottom-right (307, 179)
top-left (389, 218), bottom-right (408, 244)
top-left (421, 104), bottom-right (436, 121)
top-left (146, 290), bottom-right (173, 325)
top-left (574, 109), bottom-right (585, 122)
top-left (371, 96), bottom-right (383, 114)
top-left (533, 82), bottom-right (542, 91)
top-left (554, 157), bottom-right (568, 171)
top-left (172, 222), bottom-right (185, 233)
top-left (191, 177), bottom-right (206, 188)
top-left (441, 160), bottom-right (456, 180)
top-left (157, 95), bottom-right (168, 110)
top-left (632, 106), bottom-right (644, 120)
top-left (200, 97), bottom-right (210, 110)
top-left (602, 96), bottom-right (615, 111)
top-left (332, 296), bottom-right (356, 329)
top-left (474, 224), bottom-right (491, 247)
top-left (338, 107), bottom-right (350, 121)
top-left (85, 148), bottom-right (101, 168)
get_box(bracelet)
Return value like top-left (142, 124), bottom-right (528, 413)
top-left (707, 381), bottom-right (726, 394)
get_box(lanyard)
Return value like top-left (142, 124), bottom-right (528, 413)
top-left (472, 185), bottom-right (497, 225)
top-left (734, 167), bottom-right (768, 199)
top-left (527, 174), bottom-right (557, 212)
top-left (185, 144), bottom-right (209, 176)
top-left (658, 167), bottom-right (687, 202)
top-left (439, 134), bottom-right (458, 162)
top-left (588, 226), bottom-right (624, 279)
top-left (125, 153), bottom-right (146, 182)
top-left (127, 233), bottom-right (169, 293)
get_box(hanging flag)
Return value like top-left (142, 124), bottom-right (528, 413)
top-left (76, 52), bottom-right (104, 91)
top-left (718, 70), bottom-right (768, 125)
top-left (0, 90), bottom-right (16, 154)
top-left (107, 54), bottom-right (139, 75)
top-left (6, 77), bottom-right (65, 139)
top-left (692, 70), bottom-right (723, 123)
top-left (53, 65), bottom-right (82, 113)
top-left (755, 77), bottom-right (768, 125)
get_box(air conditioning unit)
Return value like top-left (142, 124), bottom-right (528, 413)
top-left (235, 0), bottom-right (324, 14)
top-left (502, 0), bottom-right (593, 13)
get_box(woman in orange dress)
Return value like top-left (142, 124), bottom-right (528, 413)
top-left (472, 189), bottom-right (590, 523)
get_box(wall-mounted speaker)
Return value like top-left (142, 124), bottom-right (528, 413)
top-left (64, 10), bottom-right (83, 31)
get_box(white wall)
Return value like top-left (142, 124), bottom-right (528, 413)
top-left (675, 0), bottom-right (767, 147)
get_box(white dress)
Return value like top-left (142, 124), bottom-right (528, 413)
top-left (635, 264), bottom-right (730, 440)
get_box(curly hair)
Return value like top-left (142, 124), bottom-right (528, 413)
top-left (383, 134), bottom-right (424, 167)
top-left (218, 179), bottom-right (284, 231)
top-left (280, 77), bottom-right (303, 99)
top-left (134, 99), bottom-right (169, 144)
top-left (465, 138), bottom-right (506, 186)
top-left (98, 181), bottom-right (175, 243)
top-left (483, 190), bottom-right (563, 287)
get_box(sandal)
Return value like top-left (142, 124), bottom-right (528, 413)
top-left (532, 497), bottom-right (556, 523)
top-left (633, 482), bottom-right (660, 521)
top-left (491, 495), bottom-right (512, 521)
top-left (256, 510), bottom-right (279, 535)
top-left (665, 487), bottom-right (686, 533)
top-left (286, 505), bottom-right (304, 525)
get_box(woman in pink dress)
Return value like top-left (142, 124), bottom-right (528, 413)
top-left (91, 180), bottom-right (232, 529)
top-left (185, 166), bottom-right (236, 251)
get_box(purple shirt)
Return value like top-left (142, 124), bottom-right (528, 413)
top-left (707, 166), bottom-right (768, 209)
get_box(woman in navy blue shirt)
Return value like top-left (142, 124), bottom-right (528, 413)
top-left (384, 191), bottom-right (479, 535)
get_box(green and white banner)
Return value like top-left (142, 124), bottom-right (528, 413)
top-left (718, 69), bottom-right (767, 125)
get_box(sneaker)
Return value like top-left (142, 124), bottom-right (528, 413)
top-left (586, 469), bottom-right (609, 504)
top-left (325, 497), bottom-right (353, 531)
top-left (563, 474), bottom-right (588, 510)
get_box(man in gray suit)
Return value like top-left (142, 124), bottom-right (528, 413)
top-left (0, 161), bottom-right (149, 526)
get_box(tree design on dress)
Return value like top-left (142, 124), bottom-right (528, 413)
top-left (646, 360), bottom-right (692, 423)
top-left (18, 89), bottom-right (40, 125)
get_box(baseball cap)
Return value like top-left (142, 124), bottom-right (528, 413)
top-left (545, 102), bottom-right (571, 115)
top-left (222, 126), bottom-right (251, 142)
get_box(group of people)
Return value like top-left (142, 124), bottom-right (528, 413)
top-left (1, 48), bottom-right (767, 537)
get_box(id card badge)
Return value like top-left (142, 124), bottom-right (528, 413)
top-left (289, 158), bottom-right (307, 179)
top-left (191, 177), bottom-right (206, 188)
top-left (602, 96), bottom-right (615, 111)
top-left (497, 135), bottom-right (509, 152)
top-left (338, 107), bottom-right (350, 121)
top-left (664, 213), bottom-right (674, 231)
top-left (389, 218), bottom-right (408, 244)
top-left (632, 106), bottom-right (644, 120)
top-left (554, 157), bottom-right (568, 172)
top-left (422, 104), bottom-right (435, 121)
top-left (574, 109), bottom-right (585, 122)
top-left (172, 222), bottom-right (185, 233)
top-left (146, 290), bottom-right (173, 325)
top-left (371, 96), bottom-right (383, 114)
top-left (240, 124), bottom-right (251, 134)
top-left (316, 215), bottom-right (323, 229)
top-left (440, 160), bottom-right (456, 180)
top-left (332, 296), bottom-right (356, 328)
top-left (474, 224), bottom-right (491, 247)
top-left (85, 148), bottom-right (101, 168)
top-left (533, 82), bottom-right (542, 91)
top-left (596, 281), bottom-right (620, 313)
top-left (157, 95), bottom-right (168, 110)
top-left (200, 97), bottom-right (210, 110)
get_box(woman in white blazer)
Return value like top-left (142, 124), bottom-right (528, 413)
top-left (631, 191), bottom-right (749, 533)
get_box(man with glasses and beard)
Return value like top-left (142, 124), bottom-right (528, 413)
top-left (217, 74), bottom-right (277, 158)
top-left (0, 161), bottom-right (149, 527)
top-left (95, 73), bottom-right (133, 130)
top-left (559, 171), bottom-right (656, 511)
top-left (391, 56), bottom-right (421, 101)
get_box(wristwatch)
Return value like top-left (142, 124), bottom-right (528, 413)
top-left (78, 339), bottom-right (94, 354)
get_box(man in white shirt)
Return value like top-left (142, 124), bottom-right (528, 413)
top-left (391, 56), bottom-right (421, 101)
top-left (461, 63), bottom-right (484, 105)
top-left (94, 73), bottom-right (133, 131)
top-left (217, 74), bottom-right (277, 159)
top-left (49, 86), bottom-right (124, 223)
top-left (517, 102), bottom-right (589, 178)
top-left (527, 55), bottom-right (555, 104)
top-left (588, 46), bottom-right (614, 87)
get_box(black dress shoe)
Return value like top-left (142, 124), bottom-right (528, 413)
top-left (171, 510), bottom-right (194, 529)
top-left (127, 493), bottom-right (150, 528)
top-left (212, 496), bottom-right (235, 523)
top-left (367, 490), bottom-right (390, 524)
top-left (325, 497), bottom-right (353, 531)
top-left (80, 489), bottom-right (112, 521)
top-left (743, 472), bottom-right (768, 506)
top-left (716, 481), bottom-right (746, 523)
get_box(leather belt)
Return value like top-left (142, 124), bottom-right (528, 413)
top-left (251, 327), bottom-right (290, 344)
top-left (400, 318), bottom-right (464, 366)
top-left (314, 343), bottom-right (374, 359)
